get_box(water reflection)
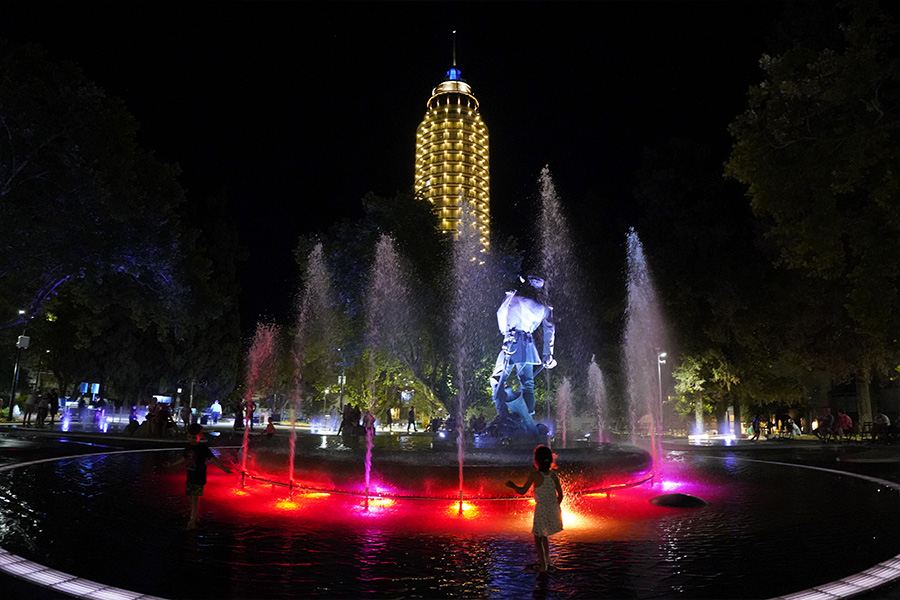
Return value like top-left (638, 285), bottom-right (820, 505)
top-left (0, 451), bottom-right (898, 599)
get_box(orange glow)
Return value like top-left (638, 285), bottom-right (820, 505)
top-left (366, 497), bottom-right (395, 508)
top-left (561, 507), bottom-right (590, 529)
top-left (274, 499), bottom-right (301, 511)
top-left (448, 502), bottom-right (479, 518)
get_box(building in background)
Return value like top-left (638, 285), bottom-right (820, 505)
top-left (414, 60), bottom-right (490, 252)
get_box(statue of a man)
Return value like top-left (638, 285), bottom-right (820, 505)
top-left (489, 275), bottom-right (556, 423)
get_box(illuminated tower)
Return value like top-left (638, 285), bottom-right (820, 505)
top-left (414, 54), bottom-right (489, 251)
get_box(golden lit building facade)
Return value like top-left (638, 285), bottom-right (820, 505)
top-left (414, 66), bottom-right (489, 252)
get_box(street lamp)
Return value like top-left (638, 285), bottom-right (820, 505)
top-left (657, 351), bottom-right (667, 435)
top-left (8, 310), bottom-right (29, 420)
top-left (336, 347), bottom-right (346, 411)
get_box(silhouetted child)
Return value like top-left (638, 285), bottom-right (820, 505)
top-left (505, 444), bottom-right (564, 573)
top-left (264, 416), bottom-right (275, 437)
top-left (123, 418), bottom-right (140, 436)
top-left (166, 423), bottom-right (232, 530)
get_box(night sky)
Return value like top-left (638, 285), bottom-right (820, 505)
top-left (2, 1), bottom-right (797, 333)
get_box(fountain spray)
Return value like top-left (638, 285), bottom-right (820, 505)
top-left (364, 235), bottom-right (413, 510)
top-left (291, 243), bottom-right (337, 498)
top-left (624, 228), bottom-right (669, 470)
top-left (242, 323), bottom-right (280, 478)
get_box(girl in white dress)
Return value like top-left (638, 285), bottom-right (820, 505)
top-left (505, 444), bottom-right (564, 572)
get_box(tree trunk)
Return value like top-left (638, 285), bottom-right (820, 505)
top-left (694, 398), bottom-right (704, 435)
top-left (714, 400), bottom-right (728, 435)
top-left (855, 365), bottom-right (873, 425)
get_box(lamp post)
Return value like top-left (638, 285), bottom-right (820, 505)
top-left (336, 347), bottom-right (345, 411)
top-left (657, 351), bottom-right (667, 435)
top-left (8, 310), bottom-right (29, 420)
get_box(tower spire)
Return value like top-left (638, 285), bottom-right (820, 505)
top-left (452, 30), bottom-right (457, 66)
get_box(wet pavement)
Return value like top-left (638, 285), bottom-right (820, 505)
top-left (0, 421), bottom-right (898, 599)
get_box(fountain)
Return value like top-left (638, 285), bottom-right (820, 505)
top-left (237, 172), bottom-right (655, 502)
top-left (363, 234), bottom-right (415, 508)
top-left (538, 167), bottom-right (589, 440)
top-left (450, 192), bottom-right (492, 511)
top-left (587, 356), bottom-right (610, 442)
top-left (624, 228), bottom-right (669, 468)
top-left (4, 172), bottom-right (898, 600)
top-left (289, 242), bottom-right (337, 493)
top-left (2, 440), bottom-right (899, 600)
top-left (557, 376), bottom-right (571, 446)
top-left (240, 322), bottom-right (279, 477)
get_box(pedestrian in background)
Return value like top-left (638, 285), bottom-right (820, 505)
top-left (23, 389), bottom-right (37, 426)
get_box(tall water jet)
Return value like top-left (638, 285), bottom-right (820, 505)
top-left (242, 323), bottom-right (280, 477)
top-left (450, 192), bottom-right (493, 511)
top-left (291, 243), bottom-right (338, 491)
top-left (364, 235), bottom-right (414, 507)
top-left (557, 377), bottom-right (572, 446)
top-left (538, 167), bottom-right (589, 438)
top-left (587, 356), bottom-right (610, 442)
top-left (623, 228), bottom-right (669, 467)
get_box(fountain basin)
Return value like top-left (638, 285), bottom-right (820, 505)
top-left (2, 446), bottom-right (900, 600)
top-left (242, 434), bottom-right (653, 499)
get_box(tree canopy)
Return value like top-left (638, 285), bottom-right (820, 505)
top-left (726, 0), bottom-right (900, 422)
top-left (0, 39), bottom-right (186, 329)
top-left (0, 40), bottom-right (241, 406)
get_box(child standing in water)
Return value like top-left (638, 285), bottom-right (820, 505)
top-left (166, 423), bottom-right (232, 530)
top-left (505, 444), bottom-right (564, 573)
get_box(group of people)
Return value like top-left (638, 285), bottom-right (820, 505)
top-left (335, 404), bottom-right (420, 436)
top-left (235, 398), bottom-right (257, 430)
top-left (749, 412), bottom-right (801, 441)
top-left (813, 408), bottom-right (854, 442)
top-left (812, 407), bottom-right (898, 443)
top-left (123, 399), bottom-right (231, 438)
top-left (22, 388), bottom-right (59, 428)
top-left (336, 403), bottom-right (362, 436)
top-left (749, 407), bottom-right (899, 443)
top-left (122, 400), bottom-right (178, 438)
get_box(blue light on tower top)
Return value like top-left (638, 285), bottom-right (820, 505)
top-left (446, 67), bottom-right (461, 81)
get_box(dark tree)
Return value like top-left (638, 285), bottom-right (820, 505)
top-left (726, 1), bottom-right (900, 424)
top-left (0, 40), bottom-right (185, 329)
top-left (1, 41), bottom-right (241, 407)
